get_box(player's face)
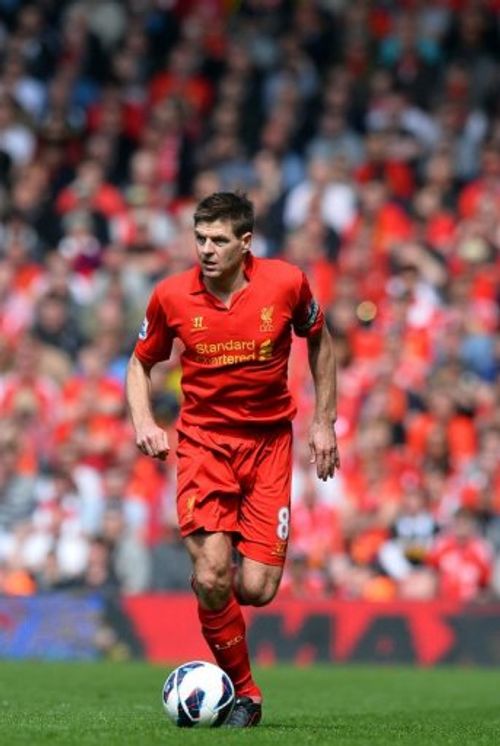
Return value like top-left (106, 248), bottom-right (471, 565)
top-left (194, 219), bottom-right (251, 281)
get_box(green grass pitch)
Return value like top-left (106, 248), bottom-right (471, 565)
top-left (0, 661), bottom-right (499, 745)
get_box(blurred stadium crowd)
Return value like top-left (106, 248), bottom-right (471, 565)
top-left (0, 0), bottom-right (498, 602)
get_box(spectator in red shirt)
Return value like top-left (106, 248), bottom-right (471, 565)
top-left (279, 552), bottom-right (328, 600)
top-left (355, 131), bottom-right (415, 201)
top-left (407, 386), bottom-right (477, 468)
top-left (56, 160), bottom-right (125, 219)
top-left (459, 142), bottom-right (500, 219)
top-left (428, 508), bottom-right (493, 602)
top-left (149, 41), bottom-right (213, 117)
top-left (290, 473), bottom-right (344, 572)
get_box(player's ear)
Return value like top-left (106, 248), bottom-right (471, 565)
top-left (241, 231), bottom-right (252, 252)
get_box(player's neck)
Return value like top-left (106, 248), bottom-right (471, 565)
top-left (203, 266), bottom-right (248, 306)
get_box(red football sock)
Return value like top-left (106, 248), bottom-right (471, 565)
top-left (198, 595), bottom-right (262, 702)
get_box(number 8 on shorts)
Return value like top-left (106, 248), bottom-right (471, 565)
top-left (276, 507), bottom-right (290, 540)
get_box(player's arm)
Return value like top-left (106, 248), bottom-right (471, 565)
top-left (126, 288), bottom-right (173, 460)
top-left (307, 323), bottom-right (340, 481)
top-left (292, 271), bottom-right (339, 481)
top-left (126, 353), bottom-right (169, 460)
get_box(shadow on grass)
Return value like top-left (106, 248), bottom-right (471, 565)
top-left (261, 723), bottom-right (334, 731)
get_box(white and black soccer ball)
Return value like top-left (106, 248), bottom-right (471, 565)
top-left (162, 661), bottom-right (235, 727)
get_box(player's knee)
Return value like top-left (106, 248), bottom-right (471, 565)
top-left (195, 565), bottom-right (231, 607)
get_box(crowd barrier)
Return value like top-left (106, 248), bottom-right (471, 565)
top-left (1, 593), bottom-right (499, 666)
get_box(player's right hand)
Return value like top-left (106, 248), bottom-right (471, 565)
top-left (135, 423), bottom-right (169, 460)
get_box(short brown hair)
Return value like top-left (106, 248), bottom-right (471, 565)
top-left (193, 192), bottom-right (254, 237)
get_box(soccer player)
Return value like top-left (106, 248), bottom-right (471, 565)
top-left (126, 192), bottom-right (339, 727)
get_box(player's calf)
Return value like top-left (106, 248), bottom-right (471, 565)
top-left (236, 563), bottom-right (282, 607)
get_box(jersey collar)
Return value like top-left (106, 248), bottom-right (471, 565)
top-left (189, 252), bottom-right (255, 294)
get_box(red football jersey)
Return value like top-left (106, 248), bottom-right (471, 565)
top-left (428, 534), bottom-right (493, 602)
top-left (134, 255), bottom-right (324, 428)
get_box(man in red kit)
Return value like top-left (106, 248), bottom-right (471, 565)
top-left (126, 192), bottom-right (339, 727)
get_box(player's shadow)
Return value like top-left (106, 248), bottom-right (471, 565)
top-left (257, 723), bottom-right (333, 731)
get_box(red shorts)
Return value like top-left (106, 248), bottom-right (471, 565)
top-left (176, 423), bottom-right (293, 566)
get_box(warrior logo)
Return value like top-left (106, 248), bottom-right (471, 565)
top-left (192, 316), bottom-right (207, 330)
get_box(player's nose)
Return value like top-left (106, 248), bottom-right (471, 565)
top-left (200, 239), bottom-right (215, 254)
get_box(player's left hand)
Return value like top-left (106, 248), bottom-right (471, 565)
top-left (308, 421), bottom-right (340, 481)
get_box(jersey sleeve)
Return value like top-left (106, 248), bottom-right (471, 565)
top-left (134, 287), bottom-right (174, 366)
top-left (292, 272), bottom-right (324, 337)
